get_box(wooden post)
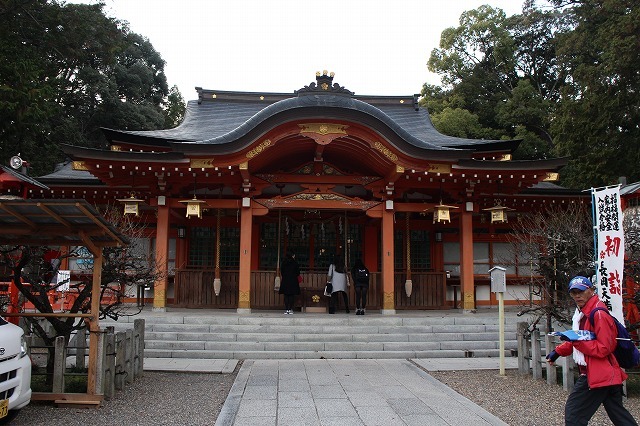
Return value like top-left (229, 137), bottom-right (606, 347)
top-left (53, 336), bottom-right (66, 394)
top-left (459, 210), bottom-right (475, 311)
top-left (546, 334), bottom-right (557, 385)
top-left (498, 291), bottom-right (505, 376)
top-left (381, 208), bottom-right (395, 314)
top-left (104, 328), bottom-right (115, 400)
top-left (133, 319), bottom-right (145, 378)
top-left (125, 329), bottom-right (133, 384)
top-left (562, 356), bottom-right (575, 392)
top-left (153, 205), bottom-right (170, 311)
top-left (75, 327), bottom-right (86, 370)
top-left (87, 251), bottom-right (102, 396)
top-left (94, 327), bottom-right (106, 395)
top-left (25, 335), bottom-right (33, 359)
top-left (238, 203), bottom-right (253, 312)
top-left (531, 329), bottom-right (542, 379)
top-left (517, 322), bottom-right (529, 374)
top-left (115, 331), bottom-right (125, 390)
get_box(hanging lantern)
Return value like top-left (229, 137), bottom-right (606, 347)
top-left (179, 196), bottom-right (207, 218)
top-left (425, 202), bottom-right (459, 224)
top-left (117, 193), bottom-right (145, 216)
top-left (483, 202), bottom-right (515, 224)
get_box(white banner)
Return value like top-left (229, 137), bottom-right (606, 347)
top-left (56, 270), bottom-right (71, 292)
top-left (593, 186), bottom-right (624, 323)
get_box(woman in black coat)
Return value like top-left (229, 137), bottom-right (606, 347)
top-left (351, 258), bottom-right (370, 315)
top-left (279, 251), bottom-right (300, 314)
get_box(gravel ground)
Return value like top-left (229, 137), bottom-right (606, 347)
top-left (12, 363), bottom-right (240, 426)
top-left (430, 369), bottom-right (640, 426)
top-left (11, 363), bottom-right (640, 425)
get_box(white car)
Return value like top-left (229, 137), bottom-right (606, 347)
top-left (0, 317), bottom-right (31, 424)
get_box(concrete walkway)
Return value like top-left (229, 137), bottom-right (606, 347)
top-left (143, 357), bottom-right (515, 425)
top-left (181, 358), bottom-right (514, 426)
top-left (214, 359), bottom-right (508, 426)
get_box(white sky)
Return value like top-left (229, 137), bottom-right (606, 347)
top-left (78, 0), bottom-right (524, 101)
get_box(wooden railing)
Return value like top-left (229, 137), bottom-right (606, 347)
top-left (394, 272), bottom-right (448, 310)
top-left (174, 269), bottom-right (238, 308)
top-left (26, 319), bottom-right (145, 403)
top-left (174, 269), bottom-right (446, 310)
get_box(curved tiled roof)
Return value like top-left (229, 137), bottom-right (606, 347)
top-left (102, 75), bottom-right (519, 157)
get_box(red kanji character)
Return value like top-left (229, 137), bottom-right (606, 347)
top-left (604, 235), bottom-right (621, 257)
top-left (608, 270), bottom-right (621, 295)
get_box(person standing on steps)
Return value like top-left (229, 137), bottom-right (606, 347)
top-left (546, 275), bottom-right (638, 426)
top-left (351, 259), bottom-right (370, 315)
top-left (279, 251), bottom-right (300, 315)
top-left (328, 254), bottom-right (349, 314)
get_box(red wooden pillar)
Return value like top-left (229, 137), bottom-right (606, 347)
top-left (153, 204), bottom-right (170, 311)
top-left (459, 210), bottom-right (475, 310)
top-left (238, 201), bottom-right (253, 312)
top-left (381, 207), bottom-right (395, 314)
top-left (363, 224), bottom-right (378, 271)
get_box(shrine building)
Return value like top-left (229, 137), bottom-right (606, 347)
top-left (3, 72), bottom-right (588, 313)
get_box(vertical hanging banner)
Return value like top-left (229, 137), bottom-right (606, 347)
top-left (592, 186), bottom-right (624, 323)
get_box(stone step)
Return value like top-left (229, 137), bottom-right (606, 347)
top-left (104, 309), bottom-right (530, 360)
top-left (143, 339), bottom-right (514, 352)
top-left (143, 348), bottom-right (516, 360)
top-left (111, 315), bottom-right (518, 327)
top-left (142, 330), bottom-right (517, 342)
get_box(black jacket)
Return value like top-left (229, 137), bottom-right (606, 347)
top-left (279, 257), bottom-right (301, 295)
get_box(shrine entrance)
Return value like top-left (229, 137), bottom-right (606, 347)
top-left (173, 206), bottom-right (447, 310)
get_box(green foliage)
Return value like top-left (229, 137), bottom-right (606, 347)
top-left (0, 0), bottom-right (183, 176)
top-left (425, 5), bottom-right (568, 162)
top-left (551, 0), bottom-right (640, 187)
top-left (164, 85), bottom-right (186, 128)
top-left (430, 107), bottom-right (497, 140)
top-left (424, 1), bottom-right (640, 188)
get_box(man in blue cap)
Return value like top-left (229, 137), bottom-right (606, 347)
top-left (546, 276), bottom-right (637, 425)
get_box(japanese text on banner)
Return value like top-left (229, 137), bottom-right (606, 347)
top-left (593, 186), bottom-right (624, 323)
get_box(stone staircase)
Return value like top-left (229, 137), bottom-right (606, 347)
top-left (104, 309), bottom-right (525, 360)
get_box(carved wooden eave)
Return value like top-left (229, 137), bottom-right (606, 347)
top-left (254, 173), bottom-right (380, 186)
top-left (299, 123), bottom-right (348, 146)
top-left (255, 192), bottom-right (381, 211)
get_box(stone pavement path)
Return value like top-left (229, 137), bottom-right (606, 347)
top-left (215, 359), bottom-right (507, 426)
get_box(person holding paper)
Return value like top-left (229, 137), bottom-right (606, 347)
top-left (546, 276), bottom-right (637, 425)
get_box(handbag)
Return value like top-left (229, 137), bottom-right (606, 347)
top-left (324, 282), bottom-right (333, 296)
top-left (324, 264), bottom-right (334, 296)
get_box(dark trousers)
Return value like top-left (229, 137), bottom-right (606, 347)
top-left (329, 291), bottom-right (349, 313)
top-left (565, 375), bottom-right (638, 425)
top-left (355, 286), bottom-right (368, 310)
top-left (283, 294), bottom-right (295, 311)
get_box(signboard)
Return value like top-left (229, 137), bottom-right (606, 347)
top-left (592, 186), bottom-right (624, 323)
top-left (56, 270), bottom-right (71, 292)
top-left (489, 266), bottom-right (506, 293)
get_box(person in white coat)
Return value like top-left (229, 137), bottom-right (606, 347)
top-left (327, 254), bottom-right (349, 314)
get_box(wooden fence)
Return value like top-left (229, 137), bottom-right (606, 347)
top-left (27, 319), bottom-right (145, 403)
top-left (517, 322), bottom-right (575, 392)
top-left (174, 269), bottom-right (447, 310)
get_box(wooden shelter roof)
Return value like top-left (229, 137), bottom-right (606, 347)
top-left (1, 165), bottom-right (50, 191)
top-left (0, 198), bottom-right (128, 248)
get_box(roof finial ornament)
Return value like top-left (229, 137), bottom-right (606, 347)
top-left (296, 71), bottom-right (353, 97)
